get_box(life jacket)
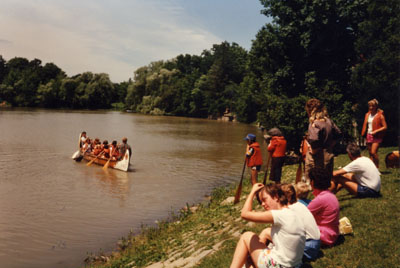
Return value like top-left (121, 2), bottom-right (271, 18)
top-left (103, 147), bottom-right (110, 158)
top-left (267, 136), bottom-right (287, 158)
top-left (93, 144), bottom-right (102, 155)
top-left (247, 142), bottom-right (263, 167)
top-left (111, 145), bottom-right (119, 158)
top-left (361, 109), bottom-right (386, 139)
top-left (300, 138), bottom-right (309, 161)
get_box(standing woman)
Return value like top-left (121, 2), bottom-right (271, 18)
top-left (230, 183), bottom-right (305, 268)
top-left (304, 99), bottom-right (341, 181)
top-left (361, 99), bottom-right (387, 168)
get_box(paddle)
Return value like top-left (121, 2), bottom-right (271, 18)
top-left (295, 158), bottom-right (303, 184)
top-left (87, 152), bottom-right (104, 166)
top-left (262, 151), bottom-right (271, 185)
top-left (296, 137), bottom-right (307, 183)
top-left (234, 157), bottom-right (247, 204)
top-left (103, 156), bottom-right (112, 170)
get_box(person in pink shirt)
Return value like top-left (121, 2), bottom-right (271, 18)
top-left (308, 167), bottom-right (340, 246)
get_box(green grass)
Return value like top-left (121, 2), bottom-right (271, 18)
top-left (88, 147), bottom-right (399, 268)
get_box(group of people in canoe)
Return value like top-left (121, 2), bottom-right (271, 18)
top-left (79, 132), bottom-right (132, 161)
top-left (230, 98), bottom-right (387, 268)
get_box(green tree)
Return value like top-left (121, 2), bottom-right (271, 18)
top-left (351, 0), bottom-right (400, 144)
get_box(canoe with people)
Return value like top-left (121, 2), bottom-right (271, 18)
top-left (71, 132), bottom-right (132, 172)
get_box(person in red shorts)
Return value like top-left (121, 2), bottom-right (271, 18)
top-left (361, 98), bottom-right (387, 168)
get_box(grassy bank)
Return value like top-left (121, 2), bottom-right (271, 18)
top-left (88, 147), bottom-right (399, 268)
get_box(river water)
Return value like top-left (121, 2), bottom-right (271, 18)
top-left (0, 109), bottom-right (264, 268)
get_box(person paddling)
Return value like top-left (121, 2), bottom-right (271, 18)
top-left (244, 134), bottom-right (263, 185)
top-left (118, 137), bottom-right (132, 160)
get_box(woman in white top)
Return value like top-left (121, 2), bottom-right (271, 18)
top-left (361, 99), bottom-right (387, 168)
top-left (282, 184), bottom-right (320, 261)
top-left (230, 183), bottom-right (306, 268)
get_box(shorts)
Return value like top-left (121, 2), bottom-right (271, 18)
top-left (357, 185), bottom-right (380, 198)
top-left (251, 165), bottom-right (261, 171)
top-left (257, 249), bottom-right (301, 268)
top-left (303, 239), bottom-right (321, 261)
top-left (366, 133), bottom-right (382, 144)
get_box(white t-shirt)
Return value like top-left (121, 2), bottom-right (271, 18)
top-left (289, 202), bottom-right (320, 240)
top-left (343, 156), bottom-right (381, 192)
top-left (270, 208), bottom-right (306, 267)
top-left (367, 114), bottom-right (376, 134)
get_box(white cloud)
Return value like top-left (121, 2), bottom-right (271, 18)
top-left (0, 0), bottom-right (222, 82)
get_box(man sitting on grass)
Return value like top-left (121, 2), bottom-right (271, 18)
top-left (330, 143), bottom-right (381, 198)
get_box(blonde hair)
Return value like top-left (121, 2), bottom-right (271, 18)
top-left (305, 98), bottom-right (329, 123)
top-left (368, 99), bottom-right (379, 107)
top-left (295, 182), bottom-right (311, 199)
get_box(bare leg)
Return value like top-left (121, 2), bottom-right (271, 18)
top-left (370, 142), bottom-right (380, 168)
top-left (230, 232), bottom-right (267, 268)
top-left (332, 173), bottom-right (358, 195)
top-left (259, 228), bottom-right (272, 245)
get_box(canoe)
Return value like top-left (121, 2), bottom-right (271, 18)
top-left (71, 133), bottom-right (131, 172)
top-left (72, 148), bottom-right (131, 172)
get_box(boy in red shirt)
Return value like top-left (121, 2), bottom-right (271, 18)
top-left (265, 128), bottom-right (287, 183)
top-left (244, 134), bottom-right (263, 185)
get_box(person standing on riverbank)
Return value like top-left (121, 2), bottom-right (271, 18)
top-left (265, 128), bottom-right (287, 183)
top-left (244, 134), bottom-right (263, 185)
top-left (361, 99), bottom-right (387, 168)
top-left (304, 99), bottom-right (341, 181)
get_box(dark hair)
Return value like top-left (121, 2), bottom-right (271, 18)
top-left (112, 140), bottom-right (117, 146)
top-left (281, 183), bottom-right (297, 205)
top-left (103, 140), bottom-right (108, 145)
top-left (346, 143), bottom-right (361, 157)
top-left (309, 167), bottom-right (331, 190)
top-left (264, 183), bottom-right (289, 206)
top-left (268, 127), bottom-right (283, 137)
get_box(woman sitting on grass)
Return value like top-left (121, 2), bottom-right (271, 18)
top-left (230, 183), bottom-right (305, 268)
top-left (308, 167), bottom-right (340, 247)
top-left (281, 183), bottom-right (321, 261)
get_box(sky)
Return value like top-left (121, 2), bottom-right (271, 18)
top-left (0, 0), bottom-right (270, 82)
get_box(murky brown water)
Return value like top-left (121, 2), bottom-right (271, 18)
top-left (0, 109), bottom-right (265, 268)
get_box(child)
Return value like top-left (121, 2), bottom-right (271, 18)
top-left (265, 128), bottom-right (287, 182)
top-left (295, 181), bottom-right (312, 206)
top-left (244, 134), bottom-right (263, 185)
top-left (308, 167), bottom-right (340, 247)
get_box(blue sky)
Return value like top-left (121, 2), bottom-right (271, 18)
top-left (0, 0), bottom-right (269, 82)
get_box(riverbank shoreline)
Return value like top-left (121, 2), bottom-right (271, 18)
top-left (88, 147), bottom-right (399, 268)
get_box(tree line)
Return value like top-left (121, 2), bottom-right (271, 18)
top-left (0, 0), bottom-right (398, 149)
